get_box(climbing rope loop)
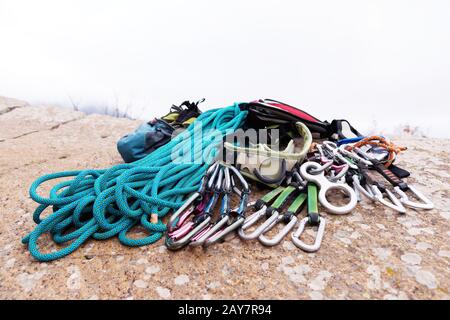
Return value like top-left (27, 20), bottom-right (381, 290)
top-left (23, 104), bottom-right (247, 261)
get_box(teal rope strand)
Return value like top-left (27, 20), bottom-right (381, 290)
top-left (22, 104), bottom-right (247, 261)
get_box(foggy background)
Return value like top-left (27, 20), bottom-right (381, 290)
top-left (0, 0), bottom-right (449, 137)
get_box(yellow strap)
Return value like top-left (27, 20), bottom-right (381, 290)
top-left (182, 117), bottom-right (196, 125)
top-left (162, 112), bottom-right (179, 122)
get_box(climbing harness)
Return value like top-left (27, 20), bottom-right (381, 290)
top-left (242, 99), bottom-right (363, 140)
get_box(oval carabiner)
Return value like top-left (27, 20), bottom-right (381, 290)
top-left (394, 185), bottom-right (434, 210)
top-left (291, 216), bottom-right (326, 252)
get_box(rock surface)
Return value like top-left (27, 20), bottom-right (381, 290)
top-left (0, 97), bottom-right (449, 300)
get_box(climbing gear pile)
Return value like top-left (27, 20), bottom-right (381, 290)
top-left (22, 99), bottom-right (434, 261)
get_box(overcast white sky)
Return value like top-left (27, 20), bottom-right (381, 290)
top-left (0, 0), bottom-right (449, 137)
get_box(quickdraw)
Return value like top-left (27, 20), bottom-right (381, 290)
top-left (354, 147), bottom-right (433, 210)
top-left (258, 188), bottom-right (307, 246)
top-left (238, 186), bottom-right (297, 240)
top-left (291, 183), bottom-right (326, 252)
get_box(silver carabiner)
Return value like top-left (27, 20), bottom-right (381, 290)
top-left (203, 166), bottom-right (250, 246)
top-left (394, 185), bottom-right (434, 210)
top-left (323, 141), bottom-right (359, 170)
top-left (257, 190), bottom-right (307, 246)
top-left (190, 167), bottom-right (228, 247)
top-left (258, 214), bottom-right (298, 246)
top-left (204, 215), bottom-right (246, 247)
top-left (238, 184), bottom-right (290, 240)
top-left (371, 185), bottom-right (406, 213)
top-left (300, 161), bottom-right (357, 215)
top-left (238, 208), bottom-right (280, 240)
top-left (167, 192), bottom-right (202, 229)
top-left (352, 174), bottom-right (375, 201)
top-left (167, 164), bottom-right (223, 250)
top-left (338, 145), bottom-right (372, 166)
top-left (291, 216), bottom-right (326, 252)
top-left (190, 214), bottom-right (230, 246)
top-left (166, 216), bottom-right (212, 250)
top-left (166, 193), bottom-right (213, 250)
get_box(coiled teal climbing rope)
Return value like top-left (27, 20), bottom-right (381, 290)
top-left (22, 104), bottom-right (247, 261)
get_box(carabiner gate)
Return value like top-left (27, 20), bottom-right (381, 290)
top-left (371, 185), bottom-right (406, 213)
top-left (291, 216), bottom-right (326, 252)
top-left (258, 192), bottom-right (307, 246)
